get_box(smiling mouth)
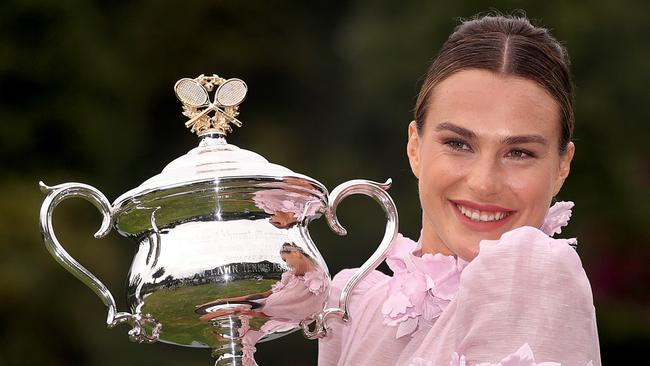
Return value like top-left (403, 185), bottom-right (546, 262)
top-left (454, 203), bottom-right (513, 222)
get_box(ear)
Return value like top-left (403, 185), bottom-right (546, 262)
top-left (407, 121), bottom-right (422, 179)
top-left (553, 141), bottom-right (575, 196)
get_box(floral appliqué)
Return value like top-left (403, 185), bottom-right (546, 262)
top-left (382, 201), bottom-right (575, 338)
top-left (303, 268), bottom-right (327, 294)
top-left (539, 201), bottom-right (574, 236)
top-left (271, 268), bottom-right (327, 295)
top-left (381, 233), bottom-right (468, 338)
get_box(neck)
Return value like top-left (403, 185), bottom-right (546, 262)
top-left (419, 215), bottom-right (456, 257)
top-left (294, 260), bottom-right (315, 276)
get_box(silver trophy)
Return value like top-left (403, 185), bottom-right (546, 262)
top-left (39, 74), bottom-right (398, 365)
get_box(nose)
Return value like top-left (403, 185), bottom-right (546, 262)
top-left (466, 156), bottom-right (504, 198)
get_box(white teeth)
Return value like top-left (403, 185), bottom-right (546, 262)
top-left (456, 204), bottom-right (510, 222)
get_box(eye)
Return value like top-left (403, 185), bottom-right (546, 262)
top-left (444, 139), bottom-right (472, 152)
top-left (505, 149), bottom-right (535, 159)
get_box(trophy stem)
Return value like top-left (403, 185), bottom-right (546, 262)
top-left (210, 316), bottom-right (259, 366)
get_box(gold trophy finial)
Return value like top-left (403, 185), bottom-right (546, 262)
top-left (174, 74), bottom-right (248, 136)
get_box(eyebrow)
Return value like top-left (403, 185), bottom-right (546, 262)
top-left (434, 121), bottom-right (549, 146)
top-left (501, 134), bottom-right (548, 146)
top-left (434, 122), bottom-right (477, 140)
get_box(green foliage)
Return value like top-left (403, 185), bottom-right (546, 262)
top-left (1, 0), bottom-right (648, 364)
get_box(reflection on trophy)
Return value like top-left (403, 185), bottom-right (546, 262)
top-left (39, 73), bottom-right (399, 365)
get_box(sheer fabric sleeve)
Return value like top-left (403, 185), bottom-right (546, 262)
top-left (318, 268), bottom-right (389, 366)
top-left (447, 226), bottom-right (601, 365)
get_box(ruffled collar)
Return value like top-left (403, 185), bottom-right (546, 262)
top-left (271, 268), bottom-right (327, 295)
top-left (381, 201), bottom-right (574, 338)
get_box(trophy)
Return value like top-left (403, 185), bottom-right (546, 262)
top-left (39, 74), bottom-right (398, 365)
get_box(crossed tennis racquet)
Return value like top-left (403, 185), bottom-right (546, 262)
top-left (174, 76), bottom-right (248, 131)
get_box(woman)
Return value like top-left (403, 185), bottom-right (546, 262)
top-left (318, 14), bottom-right (601, 366)
top-left (196, 243), bottom-right (327, 322)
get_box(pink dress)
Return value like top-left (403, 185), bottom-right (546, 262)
top-left (237, 268), bottom-right (329, 366)
top-left (318, 202), bottom-right (601, 366)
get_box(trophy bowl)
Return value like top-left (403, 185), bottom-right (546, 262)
top-left (39, 74), bottom-right (398, 365)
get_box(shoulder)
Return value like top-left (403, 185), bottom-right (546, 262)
top-left (454, 226), bottom-right (598, 345)
top-left (448, 227), bottom-right (600, 364)
top-left (464, 226), bottom-right (589, 292)
top-left (329, 268), bottom-right (389, 301)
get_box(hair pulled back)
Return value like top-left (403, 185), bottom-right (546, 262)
top-left (414, 15), bottom-right (574, 153)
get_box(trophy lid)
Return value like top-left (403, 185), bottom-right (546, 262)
top-left (112, 74), bottom-right (327, 233)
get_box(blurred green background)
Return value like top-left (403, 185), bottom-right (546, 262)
top-left (1, 0), bottom-right (648, 365)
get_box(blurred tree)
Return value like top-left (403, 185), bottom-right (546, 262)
top-left (1, 0), bottom-right (648, 365)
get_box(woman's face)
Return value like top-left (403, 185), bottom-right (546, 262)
top-left (407, 69), bottom-right (574, 260)
top-left (281, 251), bottom-right (305, 274)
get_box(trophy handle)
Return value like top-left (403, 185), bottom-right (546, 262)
top-left (38, 181), bottom-right (161, 343)
top-left (302, 179), bottom-right (398, 339)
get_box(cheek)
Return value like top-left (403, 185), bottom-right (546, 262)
top-left (505, 165), bottom-right (557, 224)
top-left (417, 161), bottom-right (445, 205)
top-left (418, 155), bottom-right (467, 197)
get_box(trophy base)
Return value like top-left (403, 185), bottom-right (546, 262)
top-left (214, 355), bottom-right (258, 366)
top-left (212, 344), bottom-right (258, 366)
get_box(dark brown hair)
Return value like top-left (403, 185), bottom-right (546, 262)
top-left (414, 15), bottom-right (574, 153)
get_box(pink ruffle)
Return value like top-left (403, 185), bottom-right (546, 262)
top-left (385, 233), bottom-right (418, 274)
top-left (241, 343), bottom-right (257, 366)
top-left (238, 316), bottom-right (251, 337)
top-left (271, 268), bottom-right (327, 295)
top-left (381, 234), bottom-right (466, 336)
top-left (539, 201), bottom-right (574, 236)
top-left (447, 343), bottom-right (593, 366)
top-left (383, 202), bottom-right (576, 338)
top-left (252, 189), bottom-right (321, 219)
top-left (303, 268), bottom-right (327, 294)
